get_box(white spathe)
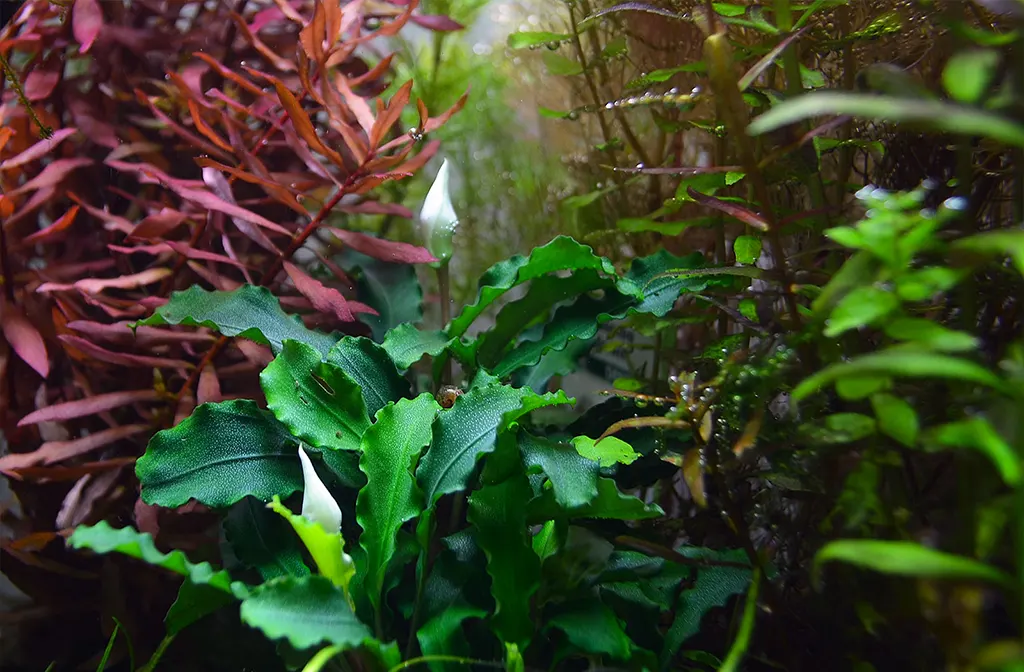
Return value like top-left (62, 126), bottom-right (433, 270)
top-left (419, 158), bottom-right (458, 264)
top-left (298, 445), bottom-right (342, 533)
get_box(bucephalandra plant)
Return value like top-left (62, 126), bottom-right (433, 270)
top-left (63, 233), bottom-right (759, 671)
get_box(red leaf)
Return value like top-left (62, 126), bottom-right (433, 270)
top-left (68, 320), bottom-right (213, 346)
top-left (21, 205), bottom-right (80, 247)
top-left (370, 80), bottom-right (414, 149)
top-left (19, 390), bottom-right (160, 426)
top-left (0, 425), bottom-right (148, 471)
top-left (331, 228), bottom-right (437, 264)
top-left (57, 335), bottom-right (194, 370)
top-left (128, 208), bottom-right (190, 239)
top-left (37, 268), bottom-right (172, 295)
top-left (350, 171), bottom-right (413, 195)
top-left (23, 69), bottom-right (60, 101)
top-left (0, 129), bottom-right (79, 170)
top-left (269, 77), bottom-right (346, 169)
top-left (2, 303), bottom-right (49, 377)
top-left (411, 14), bottom-right (464, 31)
top-left (165, 180), bottom-right (292, 236)
top-left (8, 158), bottom-right (93, 197)
top-left (198, 366), bottom-right (222, 405)
top-left (201, 167), bottom-right (281, 253)
top-left (284, 261), bottom-right (355, 322)
top-left (4, 457), bottom-right (137, 483)
top-left (686, 187), bottom-right (769, 231)
top-left (72, 0), bottom-right (103, 53)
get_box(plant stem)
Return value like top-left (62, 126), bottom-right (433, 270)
top-left (138, 633), bottom-right (175, 672)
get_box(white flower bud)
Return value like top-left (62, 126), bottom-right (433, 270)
top-left (419, 158), bottom-right (458, 265)
top-left (298, 445), bottom-right (342, 533)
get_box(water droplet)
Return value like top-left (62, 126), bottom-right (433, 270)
top-left (546, 41), bottom-right (561, 50)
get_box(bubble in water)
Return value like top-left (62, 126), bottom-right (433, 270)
top-left (635, 162), bottom-right (645, 170)
top-left (567, 110), bottom-right (580, 121)
top-left (546, 41), bottom-right (561, 50)
top-left (691, 86), bottom-right (702, 96)
top-left (943, 196), bottom-right (968, 211)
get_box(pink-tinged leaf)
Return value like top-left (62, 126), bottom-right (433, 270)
top-left (68, 320), bottom-right (214, 346)
top-left (58, 335), bottom-right (194, 370)
top-left (23, 69), bottom-right (60, 101)
top-left (8, 158), bottom-right (93, 197)
top-left (4, 457), bottom-right (137, 483)
top-left (3, 187), bottom-right (55, 229)
top-left (0, 129), bottom-right (79, 170)
top-left (201, 167), bottom-right (281, 253)
top-left (686, 187), bottom-right (770, 231)
top-left (37, 268), bottom-right (172, 295)
top-left (186, 261), bottom-right (241, 292)
top-left (235, 339), bottom-right (274, 367)
top-left (334, 73), bottom-right (376, 136)
top-left (67, 97), bottom-right (120, 149)
top-left (379, 92), bottom-right (468, 152)
top-left (68, 193), bottom-right (136, 235)
top-left (21, 205), bottom-right (80, 247)
top-left (331, 228), bottom-right (437, 264)
top-left (0, 425), bottom-right (149, 471)
top-left (72, 0), bottom-right (103, 53)
top-left (164, 180), bottom-right (291, 236)
top-left (106, 141), bottom-right (163, 163)
top-left (108, 242), bottom-right (254, 270)
top-left (350, 171), bottom-right (414, 195)
top-left (2, 304), bottom-right (49, 378)
top-left (284, 261), bottom-right (355, 322)
top-left (19, 390), bottom-right (161, 426)
top-left (198, 366), bottom-right (222, 405)
top-left (348, 301), bottom-right (379, 316)
top-left (411, 14), bottom-right (464, 31)
top-left (128, 208), bottom-right (190, 239)
top-left (195, 157), bottom-right (306, 216)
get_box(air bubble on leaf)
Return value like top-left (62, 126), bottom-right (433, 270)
top-left (567, 110), bottom-right (580, 120)
top-left (635, 162), bottom-right (645, 170)
top-left (943, 196), bottom-right (968, 211)
top-left (546, 41), bottom-right (561, 50)
top-left (691, 86), bottom-right (702, 96)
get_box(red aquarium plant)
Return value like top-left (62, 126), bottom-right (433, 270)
top-left (0, 0), bottom-right (463, 657)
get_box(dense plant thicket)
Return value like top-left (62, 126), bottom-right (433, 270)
top-left (4, 1), bottom-right (1024, 672)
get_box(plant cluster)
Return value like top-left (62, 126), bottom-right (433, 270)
top-left (7, 0), bottom-right (1024, 671)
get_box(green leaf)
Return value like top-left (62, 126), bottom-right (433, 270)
top-left (663, 548), bottom-right (752, 662)
top-left (356, 394), bottom-right (439, 616)
top-left (166, 580), bottom-right (237, 635)
top-left (883, 317), bottom-right (979, 352)
top-left (476, 270), bottom-right (617, 369)
top-left (747, 92), bottom-right (1024, 149)
top-left (712, 2), bottom-right (746, 17)
top-left (512, 337), bottom-right (594, 393)
top-left (625, 63), bottom-right (705, 89)
top-left (448, 236), bottom-right (620, 339)
top-left (835, 376), bottom-right (891, 401)
top-left (344, 250), bottom-right (424, 342)
top-left (733, 235), bottom-right (762, 265)
top-left (240, 575), bottom-right (373, 650)
top-left (491, 293), bottom-right (634, 377)
top-left (814, 540), bottom-right (1013, 588)
top-left (382, 324), bottom-right (454, 370)
top-left (507, 31), bottom-right (571, 50)
top-left (224, 496), bottom-right (310, 581)
top-left (468, 471), bottom-right (541, 647)
top-left (542, 51), bottom-right (584, 76)
top-left (519, 430), bottom-right (600, 509)
top-left (134, 284), bottom-right (337, 356)
top-left (261, 340), bottom-right (371, 452)
top-left (136, 400), bottom-right (300, 508)
top-left (943, 49), bottom-right (1000, 104)
top-left (268, 496), bottom-right (354, 591)
top-left (793, 348), bottom-right (1008, 401)
top-left (528, 477), bottom-right (663, 522)
top-left (954, 229), bottom-right (1024, 277)
top-left (548, 599), bottom-right (632, 660)
top-left (926, 418), bottom-right (1022, 486)
top-left (870, 393), bottom-right (918, 447)
top-left (572, 435), bottom-right (639, 468)
top-left (67, 521), bottom-right (250, 600)
top-left (824, 286), bottom-right (899, 337)
top-left (627, 249), bottom-right (724, 317)
top-left (417, 385), bottom-right (571, 508)
top-left (326, 336), bottom-right (410, 417)
top-left (808, 413), bottom-right (877, 444)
